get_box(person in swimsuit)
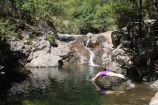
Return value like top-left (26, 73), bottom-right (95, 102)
top-left (92, 70), bottom-right (125, 81)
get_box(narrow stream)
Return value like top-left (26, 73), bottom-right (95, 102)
top-left (0, 64), bottom-right (154, 105)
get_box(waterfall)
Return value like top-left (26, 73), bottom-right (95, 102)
top-left (86, 39), bottom-right (90, 47)
top-left (88, 49), bottom-right (96, 66)
top-left (86, 39), bottom-right (98, 66)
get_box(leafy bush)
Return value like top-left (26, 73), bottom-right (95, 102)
top-left (72, 0), bottom-right (115, 34)
top-left (0, 0), bottom-right (157, 35)
top-left (47, 35), bottom-right (57, 47)
top-left (24, 37), bottom-right (32, 45)
top-left (0, 19), bottom-right (17, 37)
top-left (15, 0), bottom-right (65, 21)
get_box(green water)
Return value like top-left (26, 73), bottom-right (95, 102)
top-left (1, 64), bottom-right (154, 105)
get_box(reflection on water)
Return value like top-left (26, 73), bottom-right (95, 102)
top-left (86, 66), bottom-right (96, 81)
top-left (9, 67), bottom-right (68, 95)
top-left (0, 64), bottom-right (154, 105)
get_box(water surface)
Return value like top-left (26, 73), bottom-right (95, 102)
top-left (0, 64), bottom-right (154, 105)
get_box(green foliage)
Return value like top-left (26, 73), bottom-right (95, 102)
top-left (15, 0), bottom-right (65, 20)
top-left (0, 0), bottom-right (157, 35)
top-left (73, 0), bottom-right (114, 34)
top-left (24, 37), bottom-right (32, 45)
top-left (112, 0), bottom-right (136, 28)
top-left (0, 19), bottom-right (17, 37)
top-left (22, 100), bottom-right (49, 105)
top-left (93, 3), bottom-right (115, 31)
top-left (47, 35), bottom-right (56, 46)
top-left (111, 0), bottom-right (157, 29)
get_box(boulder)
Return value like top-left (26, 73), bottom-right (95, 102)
top-left (25, 33), bottom-right (72, 68)
top-left (0, 37), bottom-right (32, 67)
top-left (151, 80), bottom-right (158, 92)
top-left (26, 50), bottom-right (61, 68)
top-left (149, 92), bottom-right (158, 105)
top-left (69, 41), bottom-right (89, 64)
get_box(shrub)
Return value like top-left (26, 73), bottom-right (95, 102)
top-left (24, 37), bottom-right (32, 45)
top-left (0, 19), bottom-right (17, 37)
top-left (72, 0), bottom-right (115, 34)
top-left (47, 35), bottom-right (57, 47)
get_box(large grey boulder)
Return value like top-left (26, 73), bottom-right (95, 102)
top-left (0, 37), bottom-right (32, 67)
top-left (102, 45), bottom-right (131, 73)
top-left (151, 80), bottom-right (158, 92)
top-left (9, 39), bottom-right (32, 55)
top-left (69, 40), bottom-right (89, 64)
top-left (26, 39), bottom-right (70, 68)
top-left (26, 50), bottom-right (61, 68)
top-left (149, 92), bottom-right (158, 105)
top-left (25, 36), bottom-right (71, 68)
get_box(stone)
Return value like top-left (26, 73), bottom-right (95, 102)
top-left (151, 80), bottom-right (158, 92)
top-left (149, 92), bottom-right (158, 105)
top-left (26, 50), bottom-right (61, 68)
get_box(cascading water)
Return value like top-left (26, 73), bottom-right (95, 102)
top-left (86, 39), bottom-right (90, 47)
top-left (85, 39), bottom-right (98, 66)
top-left (88, 49), bottom-right (96, 66)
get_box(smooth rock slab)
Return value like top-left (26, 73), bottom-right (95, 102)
top-left (26, 50), bottom-right (61, 68)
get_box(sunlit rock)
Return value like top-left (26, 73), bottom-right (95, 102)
top-left (149, 92), bottom-right (158, 105)
top-left (26, 50), bottom-right (61, 68)
top-left (151, 80), bottom-right (158, 91)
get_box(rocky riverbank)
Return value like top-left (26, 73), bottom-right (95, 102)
top-left (0, 19), bottom-right (158, 105)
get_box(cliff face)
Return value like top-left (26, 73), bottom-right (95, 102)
top-left (0, 20), bottom-right (64, 69)
top-left (0, 37), bottom-right (31, 67)
top-left (111, 20), bottom-right (158, 82)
